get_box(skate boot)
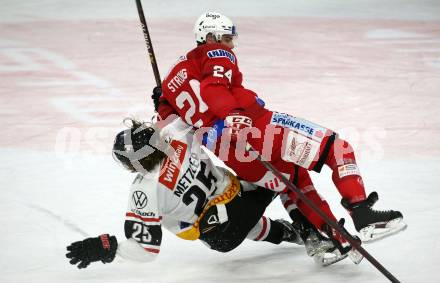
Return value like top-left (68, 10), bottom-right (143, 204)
top-left (303, 225), bottom-right (349, 266)
top-left (274, 219), bottom-right (304, 245)
top-left (342, 192), bottom-right (407, 242)
top-left (289, 210), bottom-right (348, 266)
top-left (322, 218), bottom-right (364, 265)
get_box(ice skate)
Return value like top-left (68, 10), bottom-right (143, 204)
top-left (304, 228), bottom-right (349, 266)
top-left (289, 210), bottom-right (349, 266)
top-left (275, 219), bottom-right (304, 245)
top-left (342, 192), bottom-right (407, 242)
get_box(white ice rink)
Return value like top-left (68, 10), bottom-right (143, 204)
top-left (1, 1), bottom-right (440, 282)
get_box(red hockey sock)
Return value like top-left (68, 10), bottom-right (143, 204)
top-left (297, 190), bottom-right (337, 230)
top-left (326, 138), bottom-right (366, 203)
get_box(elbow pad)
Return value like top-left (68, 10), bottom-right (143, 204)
top-left (117, 238), bottom-right (158, 263)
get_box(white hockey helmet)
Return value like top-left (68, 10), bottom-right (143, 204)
top-left (194, 12), bottom-right (237, 44)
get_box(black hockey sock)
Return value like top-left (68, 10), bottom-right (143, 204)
top-left (262, 219), bottom-right (284, 245)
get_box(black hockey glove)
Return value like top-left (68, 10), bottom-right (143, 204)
top-left (66, 234), bottom-right (118, 269)
top-left (151, 86), bottom-right (162, 111)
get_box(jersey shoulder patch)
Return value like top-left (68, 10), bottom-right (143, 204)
top-left (206, 48), bottom-right (236, 64)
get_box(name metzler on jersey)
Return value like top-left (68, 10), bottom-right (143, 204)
top-left (174, 153), bottom-right (200, 197)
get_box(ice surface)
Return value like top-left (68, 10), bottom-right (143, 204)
top-left (1, 1), bottom-right (439, 282)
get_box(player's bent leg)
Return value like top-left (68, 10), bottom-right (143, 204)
top-left (199, 184), bottom-right (277, 252)
top-left (325, 139), bottom-right (407, 241)
top-left (261, 112), bottom-right (366, 202)
top-left (247, 216), bottom-right (303, 245)
top-left (284, 168), bottom-right (339, 232)
top-left (267, 112), bottom-right (407, 242)
top-left (324, 137), bottom-right (367, 202)
top-left (198, 204), bottom-right (242, 252)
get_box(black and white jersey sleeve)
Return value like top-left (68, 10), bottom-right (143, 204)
top-left (117, 172), bottom-right (163, 262)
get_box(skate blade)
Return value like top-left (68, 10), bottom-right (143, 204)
top-left (305, 241), bottom-right (335, 257)
top-left (313, 251), bottom-right (349, 267)
top-left (348, 248), bottom-right (364, 265)
top-left (358, 218), bottom-right (407, 243)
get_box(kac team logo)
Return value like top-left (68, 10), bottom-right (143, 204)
top-left (132, 191), bottom-right (148, 209)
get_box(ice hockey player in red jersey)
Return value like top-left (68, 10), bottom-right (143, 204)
top-left (155, 12), bottom-right (407, 243)
top-left (66, 117), bottom-right (345, 269)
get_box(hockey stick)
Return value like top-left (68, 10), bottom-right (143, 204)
top-left (246, 143), bottom-right (401, 283)
top-left (135, 0), bottom-right (161, 87)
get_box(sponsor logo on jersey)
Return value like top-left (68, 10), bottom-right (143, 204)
top-left (207, 49), bottom-right (236, 64)
top-left (159, 140), bottom-right (188, 190)
top-left (132, 191), bottom-right (148, 209)
top-left (338, 164), bottom-right (361, 178)
top-left (126, 211), bottom-right (160, 222)
top-left (264, 177), bottom-right (281, 190)
top-left (298, 142), bottom-right (313, 166)
top-left (130, 209), bottom-right (156, 218)
top-left (285, 136), bottom-right (313, 166)
top-left (271, 113), bottom-right (328, 142)
top-left (176, 55), bottom-right (187, 63)
top-left (271, 113), bottom-right (316, 136)
top-left (282, 131), bottom-right (318, 168)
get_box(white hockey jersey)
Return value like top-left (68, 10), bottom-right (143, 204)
top-left (117, 118), bottom-right (234, 262)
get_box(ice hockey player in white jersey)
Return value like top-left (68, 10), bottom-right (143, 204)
top-left (66, 116), bottom-right (346, 269)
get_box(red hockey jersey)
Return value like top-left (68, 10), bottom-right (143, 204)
top-left (159, 43), bottom-right (262, 127)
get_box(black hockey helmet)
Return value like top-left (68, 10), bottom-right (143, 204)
top-left (112, 119), bottom-right (166, 173)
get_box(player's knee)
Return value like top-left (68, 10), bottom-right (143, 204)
top-left (199, 205), bottom-right (227, 235)
top-left (199, 202), bottom-right (251, 253)
top-left (332, 138), bottom-right (356, 163)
